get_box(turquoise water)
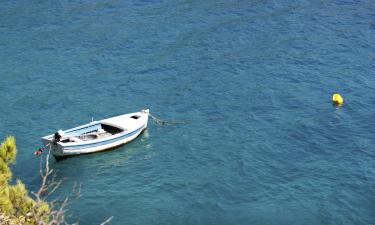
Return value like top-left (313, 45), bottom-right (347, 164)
top-left (1, 0), bottom-right (375, 224)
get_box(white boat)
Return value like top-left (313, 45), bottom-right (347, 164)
top-left (42, 109), bottom-right (149, 160)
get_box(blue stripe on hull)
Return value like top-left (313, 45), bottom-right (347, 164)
top-left (63, 125), bottom-right (145, 150)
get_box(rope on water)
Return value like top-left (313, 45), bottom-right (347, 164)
top-left (149, 113), bottom-right (190, 126)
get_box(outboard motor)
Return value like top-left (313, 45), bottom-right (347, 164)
top-left (53, 130), bottom-right (64, 143)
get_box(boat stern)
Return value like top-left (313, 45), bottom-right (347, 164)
top-left (41, 136), bottom-right (65, 158)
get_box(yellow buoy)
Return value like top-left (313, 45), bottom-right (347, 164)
top-left (332, 93), bottom-right (344, 105)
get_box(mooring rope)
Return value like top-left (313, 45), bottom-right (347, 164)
top-left (149, 113), bottom-right (189, 126)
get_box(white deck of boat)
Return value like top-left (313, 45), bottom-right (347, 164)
top-left (100, 113), bottom-right (141, 131)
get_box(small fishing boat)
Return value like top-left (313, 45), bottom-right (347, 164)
top-left (42, 109), bottom-right (149, 160)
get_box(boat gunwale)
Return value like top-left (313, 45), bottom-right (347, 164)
top-left (60, 125), bottom-right (145, 148)
top-left (42, 112), bottom-right (142, 140)
top-left (41, 122), bottom-right (101, 140)
top-left (42, 112), bottom-right (145, 142)
top-left (42, 110), bottom-right (148, 149)
top-left (62, 125), bottom-right (145, 150)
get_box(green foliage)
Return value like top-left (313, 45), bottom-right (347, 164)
top-left (0, 136), bottom-right (17, 164)
top-left (0, 178), bottom-right (13, 214)
top-left (0, 136), bottom-right (50, 224)
top-left (9, 180), bottom-right (36, 215)
top-left (0, 136), bottom-right (16, 216)
top-left (0, 157), bottom-right (11, 186)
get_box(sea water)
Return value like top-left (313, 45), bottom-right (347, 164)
top-left (0, 0), bottom-right (374, 224)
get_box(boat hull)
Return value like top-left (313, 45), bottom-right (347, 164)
top-left (42, 109), bottom-right (149, 160)
top-left (51, 126), bottom-right (147, 161)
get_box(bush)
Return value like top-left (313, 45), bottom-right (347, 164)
top-left (0, 136), bottom-right (49, 224)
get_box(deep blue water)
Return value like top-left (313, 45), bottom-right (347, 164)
top-left (1, 0), bottom-right (375, 224)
